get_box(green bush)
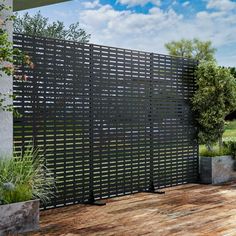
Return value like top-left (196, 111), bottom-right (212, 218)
top-left (223, 138), bottom-right (236, 159)
top-left (0, 146), bottom-right (55, 205)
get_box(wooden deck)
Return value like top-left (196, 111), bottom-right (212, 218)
top-left (25, 182), bottom-right (236, 236)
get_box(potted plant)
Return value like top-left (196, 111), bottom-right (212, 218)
top-left (0, 146), bottom-right (54, 235)
top-left (199, 145), bottom-right (236, 184)
top-left (192, 62), bottom-right (236, 184)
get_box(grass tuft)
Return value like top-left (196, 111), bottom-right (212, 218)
top-left (0, 145), bottom-right (55, 205)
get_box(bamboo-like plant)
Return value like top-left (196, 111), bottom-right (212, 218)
top-left (0, 146), bottom-right (55, 205)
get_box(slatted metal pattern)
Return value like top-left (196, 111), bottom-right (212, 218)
top-left (13, 34), bottom-right (198, 209)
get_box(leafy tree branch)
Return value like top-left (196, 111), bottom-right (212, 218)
top-left (14, 11), bottom-right (91, 43)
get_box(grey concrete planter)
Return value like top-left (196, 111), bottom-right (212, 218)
top-left (200, 155), bottom-right (236, 184)
top-left (0, 199), bottom-right (40, 235)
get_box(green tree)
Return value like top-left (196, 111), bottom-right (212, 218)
top-left (14, 11), bottom-right (90, 43)
top-left (192, 62), bottom-right (236, 151)
top-left (165, 38), bottom-right (216, 62)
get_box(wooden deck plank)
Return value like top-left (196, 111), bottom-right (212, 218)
top-left (22, 182), bottom-right (236, 236)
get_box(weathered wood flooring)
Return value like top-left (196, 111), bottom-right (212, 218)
top-left (25, 182), bottom-right (236, 236)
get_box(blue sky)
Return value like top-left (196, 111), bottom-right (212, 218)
top-left (17, 0), bottom-right (236, 66)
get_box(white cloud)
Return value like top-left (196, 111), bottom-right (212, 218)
top-left (182, 1), bottom-right (190, 7)
top-left (82, 0), bottom-right (101, 9)
top-left (196, 10), bottom-right (226, 19)
top-left (79, 2), bottom-right (236, 66)
top-left (80, 4), bottom-right (183, 51)
top-left (171, 0), bottom-right (177, 6)
top-left (207, 0), bottom-right (236, 11)
top-left (116, 0), bottom-right (160, 7)
top-left (21, 0), bottom-right (236, 66)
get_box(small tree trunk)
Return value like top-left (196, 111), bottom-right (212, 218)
top-left (206, 143), bottom-right (213, 152)
top-left (219, 135), bottom-right (223, 151)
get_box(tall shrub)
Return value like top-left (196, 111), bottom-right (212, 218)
top-left (192, 62), bottom-right (236, 151)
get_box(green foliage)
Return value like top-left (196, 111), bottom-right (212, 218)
top-left (0, 1), bottom-right (19, 77)
top-left (14, 11), bottom-right (91, 43)
top-left (223, 137), bottom-right (236, 159)
top-left (165, 38), bottom-right (216, 62)
top-left (0, 146), bottom-right (55, 205)
top-left (192, 62), bottom-right (236, 150)
top-left (199, 120), bottom-right (236, 156)
top-left (0, 0), bottom-right (31, 115)
top-left (229, 67), bottom-right (236, 78)
top-left (199, 145), bottom-right (230, 157)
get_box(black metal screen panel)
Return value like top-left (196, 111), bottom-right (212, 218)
top-left (13, 34), bottom-right (198, 209)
